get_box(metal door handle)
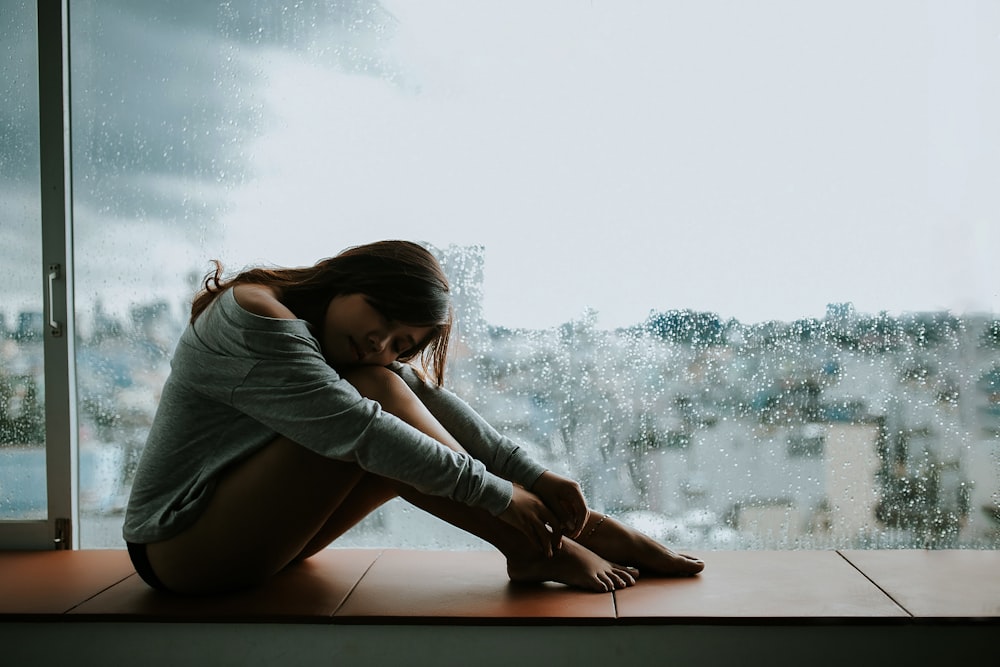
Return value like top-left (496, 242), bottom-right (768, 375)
top-left (48, 263), bottom-right (62, 337)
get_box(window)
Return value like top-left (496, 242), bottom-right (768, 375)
top-left (4, 1), bottom-right (998, 550)
top-left (0, 0), bottom-right (45, 521)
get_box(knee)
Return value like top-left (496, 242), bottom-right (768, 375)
top-left (340, 365), bottom-right (411, 405)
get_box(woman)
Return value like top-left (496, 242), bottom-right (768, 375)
top-left (123, 240), bottom-right (704, 594)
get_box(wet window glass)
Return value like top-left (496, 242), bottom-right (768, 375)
top-left (0, 0), bottom-right (46, 520)
top-left (68, 1), bottom-right (999, 549)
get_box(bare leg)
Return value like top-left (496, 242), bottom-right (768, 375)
top-left (292, 472), bottom-right (398, 561)
top-left (146, 436), bottom-right (372, 594)
top-left (290, 366), bottom-right (477, 561)
top-left (394, 484), bottom-right (636, 592)
top-left (339, 366), bottom-right (471, 456)
top-left (291, 468), bottom-right (637, 592)
top-left (148, 366), bottom-right (636, 593)
top-left (307, 367), bottom-right (637, 591)
top-left (575, 512), bottom-right (705, 576)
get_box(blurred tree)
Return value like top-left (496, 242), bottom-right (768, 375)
top-left (0, 373), bottom-right (45, 447)
top-left (646, 310), bottom-right (724, 347)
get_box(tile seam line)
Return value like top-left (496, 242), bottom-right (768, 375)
top-left (330, 549), bottom-right (385, 620)
top-left (62, 571), bottom-right (138, 615)
top-left (835, 550), bottom-right (913, 618)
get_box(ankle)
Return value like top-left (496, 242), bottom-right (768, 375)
top-left (583, 513), bottom-right (607, 539)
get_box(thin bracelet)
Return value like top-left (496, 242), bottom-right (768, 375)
top-left (585, 514), bottom-right (607, 538)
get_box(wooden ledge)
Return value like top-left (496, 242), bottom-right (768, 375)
top-left (1, 548), bottom-right (998, 625)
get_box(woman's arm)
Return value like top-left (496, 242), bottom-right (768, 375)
top-left (388, 362), bottom-right (547, 489)
top-left (182, 288), bottom-right (517, 517)
top-left (386, 363), bottom-right (587, 538)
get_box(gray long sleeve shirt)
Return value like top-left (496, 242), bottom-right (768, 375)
top-left (123, 288), bottom-right (545, 544)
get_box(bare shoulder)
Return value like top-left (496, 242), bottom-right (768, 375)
top-left (232, 284), bottom-right (297, 320)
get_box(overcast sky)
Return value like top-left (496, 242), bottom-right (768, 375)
top-left (4, 1), bottom-right (998, 329)
top-left (217, 0), bottom-right (1000, 328)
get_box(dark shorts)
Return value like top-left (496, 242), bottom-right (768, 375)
top-left (126, 541), bottom-right (171, 593)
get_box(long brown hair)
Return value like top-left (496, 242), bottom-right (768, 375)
top-left (191, 240), bottom-right (453, 385)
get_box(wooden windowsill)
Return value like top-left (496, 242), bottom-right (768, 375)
top-left (1, 548), bottom-right (997, 625)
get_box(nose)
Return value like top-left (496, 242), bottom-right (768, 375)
top-left (368, 334), bottom-right (389, 355)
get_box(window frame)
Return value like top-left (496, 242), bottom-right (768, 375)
top-left (0, 0), bottom-right (78, 550)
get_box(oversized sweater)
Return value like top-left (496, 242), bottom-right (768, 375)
top-left (123, 288), bottom-right (546, 544)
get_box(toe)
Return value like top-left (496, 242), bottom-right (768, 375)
top-left (681, 556), bottom-right (705, 574)
top-left (613, 566), bottom-right (636, 586)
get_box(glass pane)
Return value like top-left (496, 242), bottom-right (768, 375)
top-left (0, 0), bottom-right (46, 520)
top-left (72, 1), bottom-right (1000, 549)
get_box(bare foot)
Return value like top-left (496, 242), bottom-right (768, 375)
top-left (575, 513), bottom-right (705, 577)
top-left (507, 538), bottom-right (639, 592)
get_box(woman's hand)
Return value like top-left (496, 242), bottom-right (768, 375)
top-left (498, 486), bottom-right (562, 557)
top-left (530, 471), bottom-right (589, 540)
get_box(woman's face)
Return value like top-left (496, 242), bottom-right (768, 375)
top-left (321, 293), bottom-right (434, 368)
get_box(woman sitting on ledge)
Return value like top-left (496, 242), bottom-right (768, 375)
top-left (123, 240), bottom-right (704, 594)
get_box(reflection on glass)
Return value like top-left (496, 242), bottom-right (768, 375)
top-left (69, 1), bottom-right (999, 549)
top-left (0, 0), bottom-right (46, 519)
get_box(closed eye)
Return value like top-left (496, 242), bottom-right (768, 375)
top-left (394, 335), bottom-right (418, 357)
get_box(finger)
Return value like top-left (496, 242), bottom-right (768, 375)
top-left (566, 506), bottom-right (589, 539)
top-left (551, 530), bottom-right (563, 552)
top-left (557, 498), bottom-right (577, 535)
top-left (542, 527), bottom-right (554, 557)
top-left (571, 502), bottom-right (589, 539)
top-left (541, 520), bottom-right (560, 556)
top-left (546, 491), bottom-right (581, 536)
top-left (541, 508), bottom-right (563, 553)
top-left (532, 518), bottom-right (553, 558)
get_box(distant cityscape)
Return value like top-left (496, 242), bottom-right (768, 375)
top-left (2, 245), bottom-right (999, 550)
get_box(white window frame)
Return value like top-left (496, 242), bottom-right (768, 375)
top-left (0, 0), bottom-right (78, 550)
